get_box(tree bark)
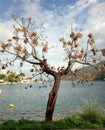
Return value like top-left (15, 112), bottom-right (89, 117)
top-left (45, 73), bottom-right (61, 121)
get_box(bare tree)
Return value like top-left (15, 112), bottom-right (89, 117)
top-left (0, 16), bottom-right (105, 121)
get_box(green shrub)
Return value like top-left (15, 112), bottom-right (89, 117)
top-left (18, 119), bottom-right (32, 125)
top-left (42, 121), bottom-right (54, 130)
top-left (1, 120), bottom-right (17, 130)
top-left (19, 125), bottom-right (41, 130)
top-left (63, 116), bottom-right (83, 128)
top-left (2, 120), bottom-right (17, 126)
top-left (80, 108), bottom-right (102, 124)
top-left (101, 116), bottom-right (105, 127)
top-left (18, 119), bottom-right (41, 130)
top-left (54, 119), bottom-right (69, 129)
top-left (0, 74), bottom-right (6, 79)
top-left (63, 116), bottom-right (101, 128)
top-left (0, 126), bottom-right (7, 130)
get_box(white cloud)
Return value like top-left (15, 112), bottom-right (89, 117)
top-left (20, 0), bottom-right (44, 22)
top-left (85, 2), bottom-right (105, 48)
top-left (0, 20), bottom-right (13, 41)
top-left (88, 0), bottom-right (97, 4)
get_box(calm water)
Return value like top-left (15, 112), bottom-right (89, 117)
top-left (0, 81), bottom-right (105, 121)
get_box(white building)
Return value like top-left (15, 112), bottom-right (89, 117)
top-left (0, 67), bottom-right (7, 75)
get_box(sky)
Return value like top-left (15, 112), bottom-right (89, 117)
top-left (0, 0), bottom-right (105, 75)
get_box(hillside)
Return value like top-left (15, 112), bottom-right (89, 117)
top-left (62, 61), bottom-right (105, 81)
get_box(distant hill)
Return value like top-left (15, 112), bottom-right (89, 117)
top-left (62, 61), bottom-right (105, 81)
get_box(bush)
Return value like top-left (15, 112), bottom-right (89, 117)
top-left (79, 108), bottom-right (102, 124)
top-left (101, 116), bottom-right (105, 127)
top-left (63, 116), bottom-right (83, 128)
top-left (1, 120), bottom-right (18, 130)
top-left (0, 74), bottom-right (6, 79)
top-left (42, 121), bottom-right (54, 130)
top-left (18, 119), bottom-right (41, 130)
top-left (53, 119), bottom-right (70, 129)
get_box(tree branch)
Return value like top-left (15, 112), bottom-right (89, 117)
top-left (1, 49), bottom-right (41, 65)
top-left (74, 60), bottom-right (91, 66)
top-left (41, 59), bottom-right (56, 76)
top-left (61, 60), bottom-right (72, 75)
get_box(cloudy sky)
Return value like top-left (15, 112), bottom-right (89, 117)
top-left (0, 0), bottom-right (105, 75)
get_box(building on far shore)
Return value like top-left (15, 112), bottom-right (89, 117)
top-left (20, 76), bottom-right (33, 83)
top-left (0, 67), bottom-right (7, 75)
top-left (0, 79), bottom-right (4, 83)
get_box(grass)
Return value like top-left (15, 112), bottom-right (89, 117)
top-left (0, 114), bottom-right (105, 130)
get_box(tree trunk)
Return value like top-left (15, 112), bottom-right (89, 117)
top-left (45, 73), bottom-right (61, 121)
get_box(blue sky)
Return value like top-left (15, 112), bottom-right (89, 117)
top-left (0, 0), bottom-right (105, 74)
